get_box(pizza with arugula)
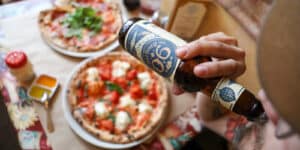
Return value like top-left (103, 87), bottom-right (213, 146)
top-left (67, 52), bottom-right (168, 143)
top-left (38, 1), bottom-right (122, 52)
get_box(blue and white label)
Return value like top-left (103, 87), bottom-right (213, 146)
top-left (211, 78), bottom-right (245, 110)
top-left (124, 20), bottom-right (186, 81)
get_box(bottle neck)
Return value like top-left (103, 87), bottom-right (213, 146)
top-left (202, 78), bottom-right (220, 96)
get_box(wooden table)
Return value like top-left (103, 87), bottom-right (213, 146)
top-left (0, 1), bottom-right (197, 149)
top-left (0, 0), bottom-right (270, 149)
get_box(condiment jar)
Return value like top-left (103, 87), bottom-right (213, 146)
top-left (5, 50), bottom-right (35, 84)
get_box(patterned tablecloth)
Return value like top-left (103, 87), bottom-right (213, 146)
top-left (0, 0), bottom-right (272, 149)
top-left (0, 51), bottom-right (203, 150)
top-left (0, 1), bottom-right (205, 149)
top-left (0, 52), bottom-right (52, 150)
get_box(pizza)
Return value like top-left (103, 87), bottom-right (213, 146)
top-left (38, 1), bottom-right (122, 52)
top-left (66, 52), bottom-right (168, 143)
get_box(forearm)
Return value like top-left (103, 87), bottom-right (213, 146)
top-left (196, 93), bottom-right (266, 149)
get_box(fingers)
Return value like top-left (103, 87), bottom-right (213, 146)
top-left (176, 40), bottom-right (245, 60)
top-left (172, 84), bottom-right (185, 95)
top-left (194, 59), bottom-right (246, 78)
top-left (200, 32), bottom-right (238, 46)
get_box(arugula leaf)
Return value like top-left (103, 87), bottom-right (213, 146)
top-left (98, 98), bottom-right (106, 102)
top-left (105, 81), bottom-right (123, 94)
top-left (63, 7), bottom-right (103, 38)
top-left (65, 28), bottom-right (82, 39)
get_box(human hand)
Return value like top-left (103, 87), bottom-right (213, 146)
top-left (172, 32), bottom-right (246, 95)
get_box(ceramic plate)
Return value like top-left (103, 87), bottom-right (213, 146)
top-left (62, 52), bottom-right (167, 149)
top-left (42, 13), bottom-right (127, 58)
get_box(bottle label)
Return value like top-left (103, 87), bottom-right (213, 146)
top-left (124, 20), bottom-right (186, 81)
top-left (211, 78), bottom-right (245, 110)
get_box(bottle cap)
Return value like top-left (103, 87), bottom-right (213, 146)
top-left (5, 50), bottom-right (28, 68)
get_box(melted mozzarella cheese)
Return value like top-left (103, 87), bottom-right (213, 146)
top-left (112, 61), bottom-right (131, 78)
top-left (94, 102), bottom-right (109, 119)
top-left (119, 95), bottom-right (136, 107)
top-left (86, 67), bottom-right (100, 82)
top-left (138, 102), bottom-right (153, 113)
top-left (137, 72), bottom-right (152, 89)
top-left (115, 111), bottom-right (131, 131)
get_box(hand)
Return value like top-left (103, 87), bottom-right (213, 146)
top-left (172, 32), bottom-right (246, 95)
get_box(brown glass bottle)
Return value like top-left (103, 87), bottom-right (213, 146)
top-left (119, 18), bottom-right (266, 121)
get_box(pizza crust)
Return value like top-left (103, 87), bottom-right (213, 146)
top-left (67, 52), bottom-right (169, 143)
top-left (38, 3), bottom-right (122, 53)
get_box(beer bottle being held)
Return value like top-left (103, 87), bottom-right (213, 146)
top-left (119, 18), bottom-right (267, 122)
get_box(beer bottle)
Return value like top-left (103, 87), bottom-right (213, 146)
top-left (119, 18), bottom-right (267, 121)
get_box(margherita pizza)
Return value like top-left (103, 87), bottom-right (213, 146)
top-left (38, 1), bottom-right (122, 52)
top-left (67, 52), bottom-right (168, 143)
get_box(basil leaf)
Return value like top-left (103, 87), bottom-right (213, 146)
top-left (142, 88), bottom-right (148, 95)
top-left (127, 112), bottom-right (133, 123)
top-left (107, 114), bottom-right (116, 124)
top-left (105, 81), bottom-right (123, 94)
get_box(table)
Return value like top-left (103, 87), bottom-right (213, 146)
top-left (0, 0), bottom-right (273, 149)
top-left (0, 1), bottom-right (197, 149)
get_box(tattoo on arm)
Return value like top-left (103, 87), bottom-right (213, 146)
top-left (224, 116), bottom-right (266, 150)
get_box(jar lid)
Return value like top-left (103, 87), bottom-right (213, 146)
top-left (5, 51), bottom-right (28, 68)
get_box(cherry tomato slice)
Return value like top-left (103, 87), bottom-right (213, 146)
top-left (148, 82), bottom-right (158, 100)
top-left (130, 84), bottom-right (143, 99)
top-left (98, 64), bottom-right (111, 80)
top-left (84, 104), bottom-right (95, 121)
top-left (110, 91), bottom-right (120, 104)
top-left (98, 119), bottom-right (114, 132)
top-left (113, 77), bottom-right (127, 89)
top-left (127, 69), bottom-right (138, 80)
top-left (136, 113), bottom-right (151, 127)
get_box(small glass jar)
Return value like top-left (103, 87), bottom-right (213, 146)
top-left (5, 50), bottom-right (35, 84)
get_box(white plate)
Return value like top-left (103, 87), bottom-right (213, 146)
top-left (42, 12), bottom-right (127, 58)
top-left (62, 53), bottom-right (167, 149)
top-left (43, 36), bottom-right (119, 58)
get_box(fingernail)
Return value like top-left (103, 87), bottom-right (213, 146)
top-left (194, 66), bottom-right (208, 76)
top-left (176, 48), bottom-right (187, 58)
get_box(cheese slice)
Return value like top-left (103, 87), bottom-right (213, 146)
top-left (94, 102), bottom-right (109, 119)
top-left (86, 67), bottom-right (100, 82)
top-left (137, 72), bottom-right (152, 89)
top-left (112, 61), bottom-right (131, 78)
top-left (119, 95), bottom-right (136, 107)
top-left (138, 102), bottom-right (153, 113)
top-left (115, 111), bottom-right (131, 131)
